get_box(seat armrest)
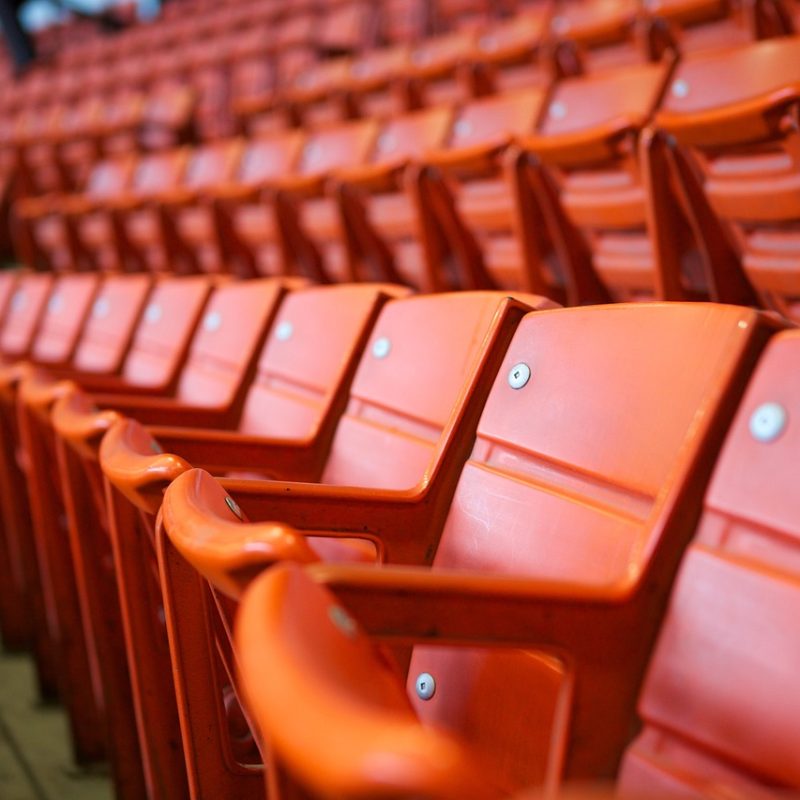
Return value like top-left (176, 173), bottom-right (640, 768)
top-left (518, 116), bottom-right (641, 167)
top-left (309, 561), bottom-right (631, 652)
top-left (51, 384), bottom-right (120, 460)
top-left (218, 476), bottom-right (436, 565)
top-left (146, 425), bottom-right (322, 479)
top-left (422, 139), bottom-right (509, 172)
top-left (270, 172), bottom-right (327, 197)
top-left (234, 563), bottom-right (506, 800)
top-left (162, 468), bottom-right (319, 599)
top-left (655, 87), bottom-right (800, 147)
top-left (334, 160), bottom-right (407, 192)
top-left (92, 393), bottom-right (236, 428)
top-left (99, 416), bottom-right (191, 514)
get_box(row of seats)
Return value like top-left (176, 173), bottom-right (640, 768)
top-left (13, 34), bottom-right (800, 320)
top-left (5, 0), bottom-right (799, 199)
top-left (0, 268), bottom-right (796, 799)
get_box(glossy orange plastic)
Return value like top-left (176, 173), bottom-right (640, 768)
top-left (619, 329), bottom-right (800, 797)
top-left (233, 302), bottom-right (780, 797)
top-left (305, 107), bottom-right (453, 287)
top-left (514, 61), bottom-right (679, 305)
top-left (654, 36), bottom-right (800, 321)
top-left (415, 88), bottom-right (548, 293)
top-left (145, 291), bottom-right (552, 800)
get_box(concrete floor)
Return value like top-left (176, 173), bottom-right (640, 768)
top-left (0, 646), bottom-right (113, 800)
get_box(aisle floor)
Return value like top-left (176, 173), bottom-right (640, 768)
top-left (0, 646), bottom-right (113, 800)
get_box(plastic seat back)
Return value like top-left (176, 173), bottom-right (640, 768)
top-left (321, 292), bottom-right (542, 489)
top-left (524, 61), bottom-right (676, 303)
top-left (130, 148), bottom-right (188, 198)
top-left (655, 37), bottom-right (800, 320)
top-left (449, 87), bottom-right (546, 151)
top-left (236, 133), bottom-right (304, 186)
top-left (0, 270), bottom-right (19, 320)
top-left (238, 284), bottom-right (407, 438)
top-left (71, 274), bottom-right (153, 373)
top-left (619, 329), bottom-right (800, 797)
top-left (173, 278), bottom-right (286, 409)
top-left (297, 120), bottom-right (378, 177)
top-left (371, 107), bottom-right (453, 164)
top-left (120, 276), bottom-right (212, 388)
top-left (405, 302), bottom-right (776, 788)
top-left (82, 156), bottom-right (135, 201)
top-left (0, 273), bottom-right (53, 358)
top-left (182, 140), bottom-right (242, 192)
top-left (31, 274), bottom-right (100, 365)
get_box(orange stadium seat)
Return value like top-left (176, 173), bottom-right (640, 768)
top-left (415, 88), bottom-right (549, 292)
top-left (104, 290), bottom-right (551, 799)
top-left (296, 106), bottom-right (452, 285)
top-left (653, 35), bottom-right (800, 322)
top-left (55, 283), bottom-right (404, 799)
top-left (231, 301), bottom-right (780, 798)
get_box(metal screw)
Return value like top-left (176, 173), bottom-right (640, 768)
top-left (93, 298), bottom-right (110, 318)
top-left (225, 496), bottom-right (243, 520)
top-left (145, 303), bottom-right (162, 324)
top-left (203, 310), bottom-right (222, 332)
top-left (671, 79), bottom-right (689, 99)
top-left (372, 336), bottom-right (391, 359)
top-left (749, 402), bottom-right (787, 443)
top-left (275, 321), bottom-right (293, 342)
top-left (415, 672), bottom-right (436, 700)
top-left (329, 605), bottom-right (358, 638)
top-left (508, 362), bottom-right (531, 389)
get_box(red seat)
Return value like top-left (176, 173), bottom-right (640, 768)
top-left (653, 36), bottom-right (800, 321)
top-left (229, 302), bottom-right (779, 797)
top-left (107, 290), bottom-right (552, 799)
top-left (619, 329), bottom-right (800, 798)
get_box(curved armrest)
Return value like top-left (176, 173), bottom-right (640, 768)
top-left (209, 182), bottom-right (262, 203)
top-left (518, 116), bottom-right (640, 167)
top-left (91, 393), bottom-right (236, 428)
top-left (218, 477), bottom-right (434, 564)
top-left (18, 373), bottom-right (75, 422)
top-left (106, 192), bottom-right (149, 212)
top-left (232, 94), bottom-right (276, 118)
top-left (146, 425), bottom-right (322, 479)
top-left (162, 469), bottom-right (318, 599)
top-left (51, 384), bottom-right (120, 460)
top-left (0, 360), bottom-right (34, 402)
top-left (61, 194), bottom-right (105, 217)
top-left (99, 417), bottom-right (190, 514)
top-left (270, 172), bottom-right (327, 197)
top-left (14, 194), bottom-right (59, 219)
top-left (423, 139), bottom-right (509, 172)
top-left (235, 563), bottom-right (501, 800)
top-left (334, 159), bottom-right (407, 192)
top-left (154, 186), bottom-right (198, 208)
top-left (655, 87), bottom-right (800, 147)
top-left (309, 561), bottom-right (631, 653)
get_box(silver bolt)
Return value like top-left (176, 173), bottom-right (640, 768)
top-left (508, 362), bottom-right (531, 389)
top-left (329, 605), bottom-right (358, 638)
top-left (550, 101), bottom-right (567, 120)
top-left (749, 402), bottom-right (787, 443)
top-left (225, 496), bottom-right (243, 520)
top-left (203, 310), bottom-right (222, 332)
top-left (671, 79), bottom-right (689, 99)
top-left (415, 672), bottom-right (436, 700)
top-left (372, 336), bottom-right (391, 359)
top-left (275, 320), bottom-right (293, 342)
top-left (145, 303), bottom-right (162, 324)
top-left (93, 297), bottom-right (110, 318)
